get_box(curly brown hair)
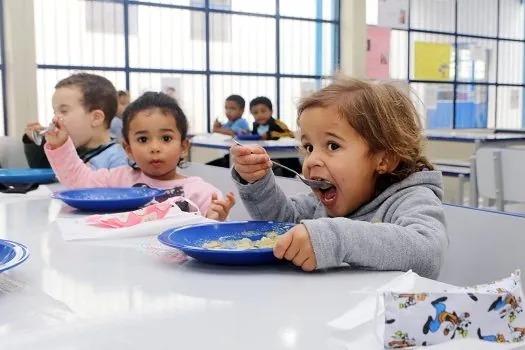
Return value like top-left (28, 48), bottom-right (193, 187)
top-left (297, 77), bottom-right (433, 192)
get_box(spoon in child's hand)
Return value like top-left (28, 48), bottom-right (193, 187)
top-left (232, 138), bottom-right (333, 190)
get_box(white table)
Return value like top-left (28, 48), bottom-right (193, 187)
top-left (189, 133), bottom-right (301, 164)
top-left (0, 173), bottom-right (523, 349)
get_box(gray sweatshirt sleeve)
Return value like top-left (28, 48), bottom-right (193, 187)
top-left (303, 188), bottom-right (447, 279)
top-left (233, 170), bottom-right (319, 223)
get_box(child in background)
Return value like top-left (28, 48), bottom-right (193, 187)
top-left (213, 95), bottom-right (250, 137)
top-left (207, 95), bottom-right (250, 168)
top-left (250, 96), bottom-right (294, 140)
top-left (249, 96), bottom-right (301, 177)
top-left (232, 78), bottom-right (447, 278)
top-left (44, 92), bottom-right (235, 221)
top-left (110, 90), bottom-right (130, 140)
top-left (22, 73), bottom-right (129, 170)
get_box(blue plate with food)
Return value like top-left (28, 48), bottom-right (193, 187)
top-left (0, 168), bottom-right (56, 184)
top-left (53, 187), bottom-right (164, 212)
top-left (0, 239), bottom-right (29, 273)
top-left (158, 221), bottom-right (295, 265)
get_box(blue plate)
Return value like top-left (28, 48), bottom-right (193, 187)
top-left (0, 168), bottom-right (55, 184)
top-left (53, 187), bottom-right (164, 212)
top-left (158, 221), bottom-right (295, 265)
top-left (236, 134), bottom-right (262, 141)
top-left (0, 239), bottom-right (29, 273)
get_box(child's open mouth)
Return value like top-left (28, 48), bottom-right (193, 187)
top-left (312, 177), bottom-right (337, 206)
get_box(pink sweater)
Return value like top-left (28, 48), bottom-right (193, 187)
top-left (45, 138), bottom-right (221, 214)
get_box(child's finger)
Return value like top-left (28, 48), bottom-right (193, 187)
top-left (292, 248), bottom-right (310, 267)
top-left (283, 231), bottom-right (303, 261)
top-left (210, 192), bottom-right (218, 202)
top-left (209, 203), bottom-right (226, 218)
top-left (301, 257), bottom-right (316, 272)
top-left (273, 232), bottom-right (293, 259)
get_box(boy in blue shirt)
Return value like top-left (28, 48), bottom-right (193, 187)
top-left (212, 95), bottom-right (250, 136)
top-left (208, 95), bottom-right (250, 168)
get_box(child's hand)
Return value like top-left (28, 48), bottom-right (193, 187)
top-left (205, 192), bottom-right (235, 221)
top-left (44, 116), bottom-right (69, 149)
top-left (24, 121), bottom-right (44, 142)
top-left (274, 224), bottom-right (317, 272)
top-left (231, 145), bottom-right (272, 183)
top-left (213, 119), bottom-right (221, 130)
top-left (260, 132), bottom-right (268, 140)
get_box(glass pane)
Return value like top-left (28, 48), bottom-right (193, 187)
top-left (211, 0), bottom-right (276, 14)
top-left (34, 0), bottom-right (125, 67)
top-left (37, 69), bottom-right (126, 126)
top-left (280, 0), bottom-right (338, 21)
top-left (410, 33), bottom-right (455, 81)
top-left (411, 83), bottom-right (454, 129)
top-left (209, 14), bottom-right (275, 73)
top-left (280, 78), bottom-right (330, 130)
top-left (455, 84), bottom-right (490, 129)
top-left (455, 38), bottom-right (497, 84)
top-left (366, 0), bottom-right (378, 25)
top-left (499, 0), bottom-right (525, 40)
top-left (142, 0), bottom-right (202, 6)
top-left (498, 41), bottom-right (524, 85)
top-left (0, 72), bottom-right (3, 136)
top-left (280, 19), bottom-right (335, 76)
top-left (496, 86), bottom-right (524, 129)
top-left (457, 0), bottom-right (497, 37)
top-left (129, 7), bottom-right (206, 70)
top-left (129, 73), bottom-right (207, 133)
top-left (390, 30), bottom-right (408, 80)
top-left (410, 0), bottom-right (455, 32)
top-left (209, 75), bottom-right (276, 130)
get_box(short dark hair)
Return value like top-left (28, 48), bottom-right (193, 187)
top-left (118, 90), bottom-right (129, 98)
top-left (122, 92), bottom-right (189, 144)
top-left (55, 73), bottom-right (117, 129)
top-left (226, 95), bottom-right (245, 110)
top-left (249, 96), bottom-right (272, 111)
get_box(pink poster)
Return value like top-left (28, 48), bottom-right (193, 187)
top-left (367, 26), bottom-right (391, 80)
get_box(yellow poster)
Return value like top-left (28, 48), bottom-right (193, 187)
top-left (414, 42), bottom-right (451, 81)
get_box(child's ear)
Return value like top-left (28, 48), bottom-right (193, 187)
top-left (91, 109), bottom-right (106, 127)
top-left (123, 142), bottom-right (134, 162)
top-left (180, 139), bottom-right (190, 160)
top-left (375, 151), bottom-right (400, 174)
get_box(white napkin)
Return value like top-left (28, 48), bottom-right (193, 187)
top-left (55, 209), bottom-right (214, 241)
top-left (328, 271), bottom-right (456, 331)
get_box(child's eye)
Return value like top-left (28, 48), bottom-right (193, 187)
top-left (162, 135), bottom-right (173, 142)
top-left (303, 144), bottom-right (313, 153)
top-left (328, 142), bottom-right (340, 151)
top-left (137, 136), bottom-right (148, 143)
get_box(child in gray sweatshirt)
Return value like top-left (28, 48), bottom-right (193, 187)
top-left (231, 78), bottom-right (448, 279)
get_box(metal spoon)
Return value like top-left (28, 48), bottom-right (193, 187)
top-left (232, 138), bottom-right (333, 190)
top-left (32, 122), bottom-right (56, 146)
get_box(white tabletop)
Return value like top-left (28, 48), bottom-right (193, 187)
top-left (191, 133), bottom-right (300, 150)
top-left (0, 190), bottom-right (522, 349)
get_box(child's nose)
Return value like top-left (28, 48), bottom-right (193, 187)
top-left (149, 140), bottom-right (162, 152)
top-left (303, 149), bottom-right (324, 168)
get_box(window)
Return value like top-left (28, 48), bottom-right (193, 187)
top-left (35, 0), bottom-right (340, 133)
top-left (367, 0), bottom-right (525, 129)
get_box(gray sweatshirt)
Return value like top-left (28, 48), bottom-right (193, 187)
top-left (233, 170), bottom-right (448, 279)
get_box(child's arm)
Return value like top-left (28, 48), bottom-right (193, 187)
top-left (45, 138), bottom-right (126, 188)
top-left (233, 169), bottom-right (319, 223)
top-left (301, 190), bottom-right (447, 279)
